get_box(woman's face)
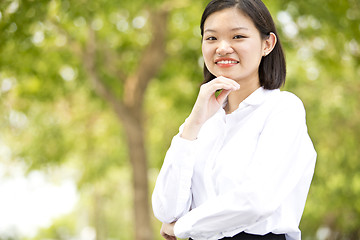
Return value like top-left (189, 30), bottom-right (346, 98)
top-left (202, 7), bottom-right (266, 85)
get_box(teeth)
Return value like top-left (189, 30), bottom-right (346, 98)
top-left (217, 60), bottom-right (238, 64)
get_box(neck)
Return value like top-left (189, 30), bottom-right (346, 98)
top-left (225, 80), bottom-right (260, 114)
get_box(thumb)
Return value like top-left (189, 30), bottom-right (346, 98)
top-left (216, 89), bottom-right (231, 105)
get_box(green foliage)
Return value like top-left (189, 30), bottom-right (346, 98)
top-left (1, 0), bottom-right (360, 239)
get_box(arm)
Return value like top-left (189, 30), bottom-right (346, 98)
top-left (152, 77), bottom-right (240, 222)
top-left (173, 95), bottom-right (317, 239)
top-left (152, 133), bottom-right (198, 223)
top-left (182, 76), bottom-right (240, 140)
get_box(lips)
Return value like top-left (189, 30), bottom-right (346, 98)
top-left (215, 58), bottom-right (239, 67)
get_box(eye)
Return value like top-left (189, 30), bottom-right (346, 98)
top-left (205, 36), bottom-right (217, 41)
top-left (233, 35), bottom-right (245, 39)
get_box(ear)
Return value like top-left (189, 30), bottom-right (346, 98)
top-left (263, 32), bottom-right (277, 57)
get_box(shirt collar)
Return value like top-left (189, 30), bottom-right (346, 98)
top-left (219, 87), bottom-right (279, 117)
top-left (242, 86), bottom-right (278, 106)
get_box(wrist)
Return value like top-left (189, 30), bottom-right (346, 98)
top-left (180, 118), bottom-right (203, 141)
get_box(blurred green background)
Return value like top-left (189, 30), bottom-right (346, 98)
top-left (0, 0), bottom-right (359, 239)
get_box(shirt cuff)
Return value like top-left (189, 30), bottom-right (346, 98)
top-left (168, 133), bottom-right (199, 169)
top-left (174, 217), bottom-right (191, 239)
top-left (174, 216), bottom-right (220, 240)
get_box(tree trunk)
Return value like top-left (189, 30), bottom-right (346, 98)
top-left (83, 6), bottom-right (169, 240)
top-left (122, 108), bottom-right (152, 240)
top-left (94, 188), bottom-right (106, 240)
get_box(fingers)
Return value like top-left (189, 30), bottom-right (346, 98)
top-left (212, 76), bottom-right (240, 89)
top-left (211, 83), bottom-right (238, 91)
top-left (201, 76), bottom-right (240, 94)
top-left (161, 232), bottom-right (177, 240)
top-left (216, 89), bottom-right (231, 103)
top-left (160, 222), bottom-right (177, 240)
top-left (163, 234), bottom-right (177, 240)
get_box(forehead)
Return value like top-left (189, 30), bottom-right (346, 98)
top-left (203, 7), bottom-right (256, 32)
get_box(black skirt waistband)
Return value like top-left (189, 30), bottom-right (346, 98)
top-left (189, 232), bottom-right (286, 240)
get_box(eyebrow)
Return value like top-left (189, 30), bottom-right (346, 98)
top-left (204, 27), bottom-right (249, 33)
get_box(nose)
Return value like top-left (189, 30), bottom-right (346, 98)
top-left (216, 40), bottom-right (234, 56)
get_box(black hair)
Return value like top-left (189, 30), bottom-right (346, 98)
top-left (200, 0), bottom-right (286, 89)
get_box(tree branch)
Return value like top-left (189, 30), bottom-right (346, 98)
top-left (124, 8), bottom-right (169, 108)
top-left (102, 45), bottom-right (128, 82)
top-left (83, 27), bottom-right (132, 123)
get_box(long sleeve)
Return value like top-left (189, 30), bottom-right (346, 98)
top-left (152, 131), bottom-right (198, 223)
top-left (173, 93), bottom-right (316, 239)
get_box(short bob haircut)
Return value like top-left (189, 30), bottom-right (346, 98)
top-left (200, 0), bottom-right (286, 90)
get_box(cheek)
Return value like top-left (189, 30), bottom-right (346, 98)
top-left (202, 44), bottom-right (213, 65)
top-left (238, 42), bottom-right (263, 62)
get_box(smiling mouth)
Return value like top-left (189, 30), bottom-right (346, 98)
top-left (215, 60), bottom-right (239, 64)
top-left (215, 59), bottom-right (240, 68)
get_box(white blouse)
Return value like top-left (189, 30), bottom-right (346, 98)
top-left (152, 87), bottom-right (317, 240)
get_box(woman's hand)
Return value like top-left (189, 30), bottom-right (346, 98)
top-left (160, 222), bottom-right (177, 240)
top-left (181, 76), bottom-right (240, 140)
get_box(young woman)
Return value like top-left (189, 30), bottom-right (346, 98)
top-left (152, 0), bottom-right (316, 240)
